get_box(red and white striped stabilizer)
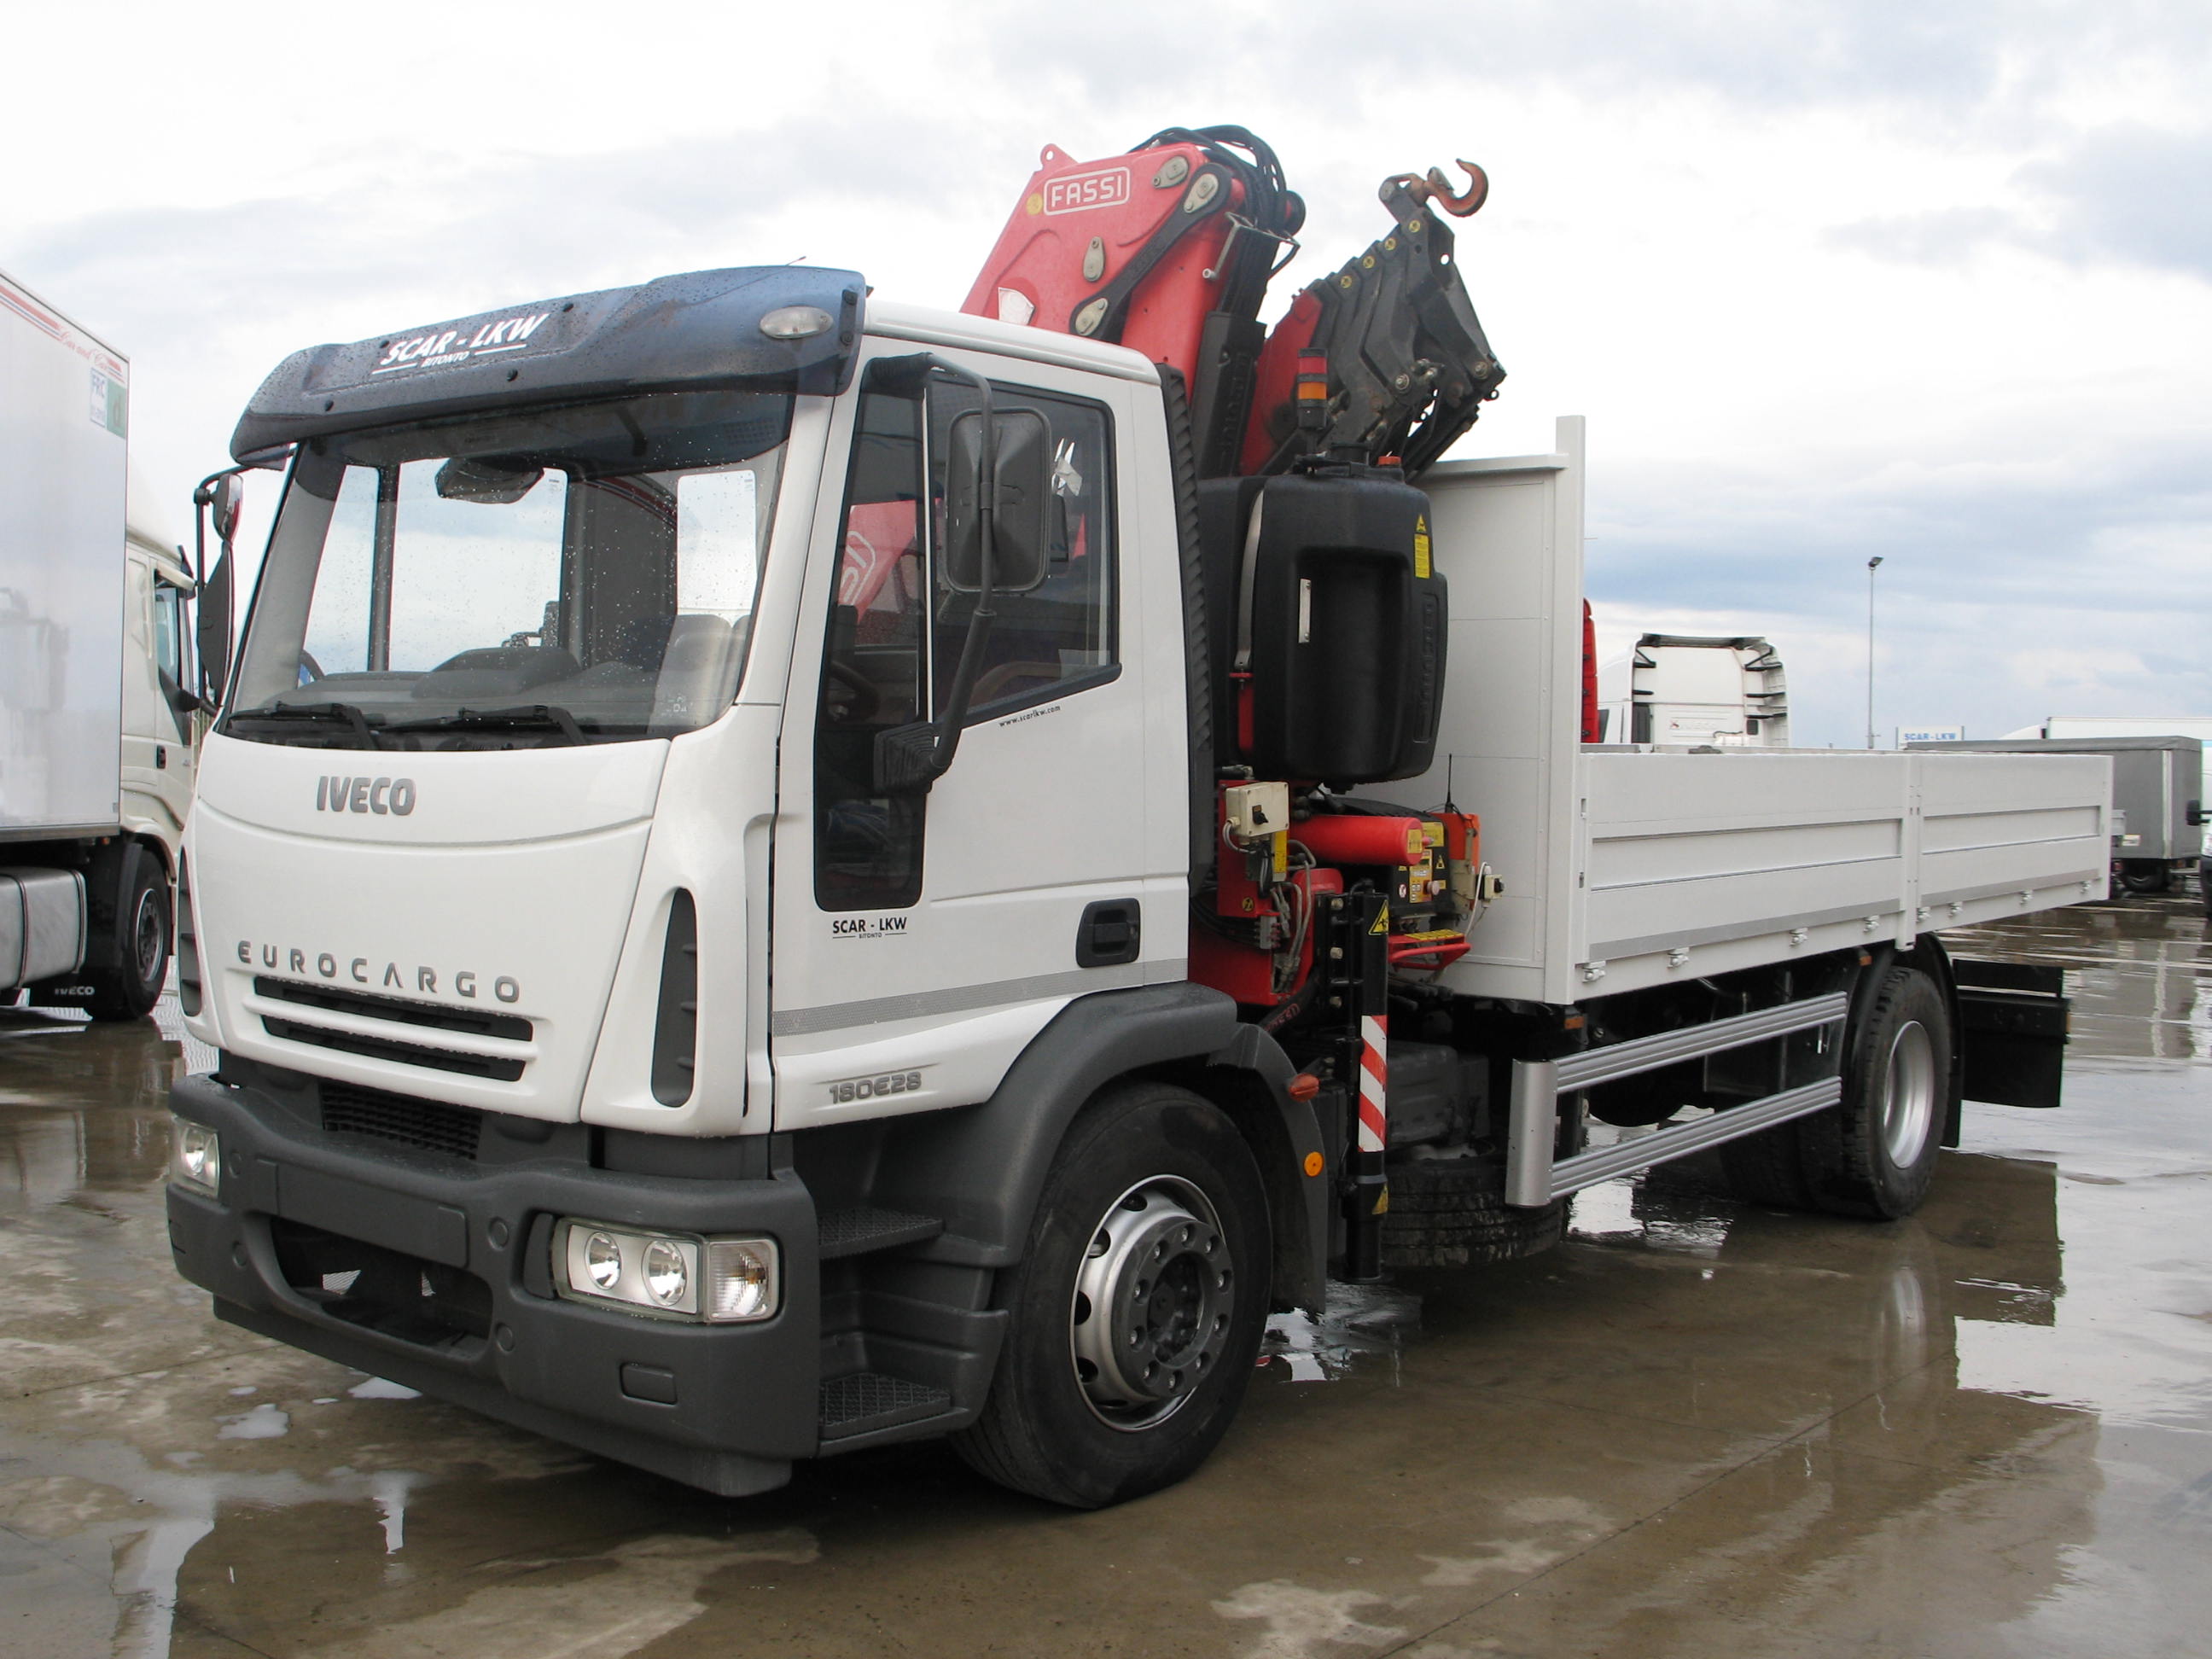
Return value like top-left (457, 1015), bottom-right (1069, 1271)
top-left (1356, 1014), bottom-right (1388, 1154)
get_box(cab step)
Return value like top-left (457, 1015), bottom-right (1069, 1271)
top-left (818, 1371), bottom-right (952, 1438)
top-left (818, 1206), bottom-right (943, 1260)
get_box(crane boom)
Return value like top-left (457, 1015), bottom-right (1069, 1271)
top-left (963, 125), bottom-right (1504, 478)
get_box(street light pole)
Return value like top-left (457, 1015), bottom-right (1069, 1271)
top-left (1866, 556), bottom-right (1883, 749)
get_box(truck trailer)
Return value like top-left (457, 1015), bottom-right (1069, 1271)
top-left (166, 129), bottom-right (2104, 1508)
top-left (2, 267), bottom-right (202, 1021)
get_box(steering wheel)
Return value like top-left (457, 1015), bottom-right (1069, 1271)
top-left (824, 658), bottom-right (882, 723)
top-left (298, 651), bottom-right (325, 684)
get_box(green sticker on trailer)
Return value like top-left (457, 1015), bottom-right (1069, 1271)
top-left (89, 368), bottom-right (127, 437)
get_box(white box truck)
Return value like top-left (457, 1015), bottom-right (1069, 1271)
top-left (2, 267), bottom-right (201, 1019)
top-left (163, 128), bottom-right (2107, 1509)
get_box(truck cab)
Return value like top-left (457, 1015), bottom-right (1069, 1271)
top-left (171, 271), bottom-right (1254, 1502)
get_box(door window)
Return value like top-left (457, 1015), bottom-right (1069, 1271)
top-left (812, 370), bottom-right (1117, 911)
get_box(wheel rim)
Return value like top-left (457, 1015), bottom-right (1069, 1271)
top-left (131, 888), bottom-right (165, 986)
top-left (1068, 1175), bottom-right (1234, 1433)
top-left (1880, 1020), bottom-right (1937, 1167)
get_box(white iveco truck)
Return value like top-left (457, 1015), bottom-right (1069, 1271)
top-left (2, 266), bottom-right (204, 1021)
top-left (167, 130), bottom-right (2105, 1509)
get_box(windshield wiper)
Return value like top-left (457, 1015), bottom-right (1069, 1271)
top-left (382, 704), bottom-right (591, 744)
top-left (224, 701), bottom-right (385, 745)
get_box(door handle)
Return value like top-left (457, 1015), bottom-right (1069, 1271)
top-left (1076, 899), bottom-right (1142, 969)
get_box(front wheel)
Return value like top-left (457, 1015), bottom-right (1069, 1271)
top-left (2116, 860), bottom-right (2171, 895)
top-left (951, 1081), bottom-right (1269, 1509)
top-left (84, 845), bottom-right (170, 1022)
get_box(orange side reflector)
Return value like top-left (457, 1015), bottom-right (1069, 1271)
top-left (1302, 1151), bottom-right (1325, 1178)
top-left (1288, 1072), bottom-right (1322, 1100)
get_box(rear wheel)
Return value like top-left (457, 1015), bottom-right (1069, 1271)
top-left (2116, 860), bottom-right (2171, 895)
top-left (1799, 963), bottom-right (1952, 1220)
top-left (84, 845), bottom-right (169, 1023)
top-left (951, 1081), bottom-right (1268, 1509)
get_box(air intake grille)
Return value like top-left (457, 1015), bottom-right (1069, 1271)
top-left (254, 976), bottom-right (531, 1041)
top-left (320, 1081), bottom-right (482, 1161)
top-left (261, 1017), bottom-right (526, 1080)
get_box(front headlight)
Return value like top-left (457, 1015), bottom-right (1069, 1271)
top-left (555, 1220), bottom-right (779, 1324)
top-left (170, 1116), bottom-right (220, 1195)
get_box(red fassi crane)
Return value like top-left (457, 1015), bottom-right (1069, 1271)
top-left (961, 125), bottom-right (1505, 480)
top-left (965, 127), bottom-right (1511, 1278)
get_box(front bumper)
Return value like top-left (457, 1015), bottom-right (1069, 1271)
top-left (165, 1073), bottom-right (818, 1496)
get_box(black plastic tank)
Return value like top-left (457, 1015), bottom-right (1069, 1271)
top-left (1197, 469), bottom-right (1446, 783)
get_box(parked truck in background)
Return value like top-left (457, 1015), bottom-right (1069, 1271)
top-left (165, 127), bottom-right (2107, 1509)
top-left (2, 267), bottom-right (205, 1022)
top-left (1622, 632), bottom-right (1790, 747)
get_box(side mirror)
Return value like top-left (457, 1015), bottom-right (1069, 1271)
top-left (206, 474), bottom-right (243, 543)
top-left (196, 552), bottom-right (233, 707)
top-left (943, 408), bottom-right (1051, 594)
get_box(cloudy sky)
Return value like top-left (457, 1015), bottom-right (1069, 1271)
top-left (5, 0), bottom-right (2207, 747)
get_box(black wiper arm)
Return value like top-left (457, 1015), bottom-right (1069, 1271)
top-left (382, 704), bottom-right (589, 743)
top-left (224, 701), bottom-right (384, 745)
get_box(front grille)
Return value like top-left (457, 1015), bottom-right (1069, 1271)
top-left (262, 1016), bottom-right (527, 1080)
top-left (321, 1080), bottom-right (483, 1161)
top-left (254, 976), bottom-right (532, 1041)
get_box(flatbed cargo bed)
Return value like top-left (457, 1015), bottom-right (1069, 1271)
top-left (1371, 419), bottom-right (2110, 1004)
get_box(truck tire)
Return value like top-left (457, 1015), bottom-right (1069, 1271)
top-left (2116, 860), bottom-right (2170, 894)
top-left (1381, 1155), bottom-right (1567, 1268)
top-left (950, 1080), bottom-right (1268, 1509)
top-left (1798, 963), bottom-right (1952, 1220)
top-left (84, 844), bottom-right (170, 1022)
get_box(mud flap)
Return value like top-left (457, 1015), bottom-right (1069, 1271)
top-left (1953, 959), bottom-right (2069, 1109)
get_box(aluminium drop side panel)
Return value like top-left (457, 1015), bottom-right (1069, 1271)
top-left (1580, 750), bottom-right (1913, 992)
top-left (1909, 736), bottom-right (2197, 863)
top-left (0, 270), bottom-right (128, 836)
top-left (1574, 749), bottom-right (2108, 997)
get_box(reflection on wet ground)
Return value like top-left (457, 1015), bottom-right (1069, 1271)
top-left (3, 894), bottom-right (2209, 1657)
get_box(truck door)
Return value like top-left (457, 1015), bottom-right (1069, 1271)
top-left (768, 351), bottom-right (1167, 1127)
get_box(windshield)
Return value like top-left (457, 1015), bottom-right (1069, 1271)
top-left (226, 390), bottom-right (790, 748)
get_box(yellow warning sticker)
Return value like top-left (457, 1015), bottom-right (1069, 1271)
top-left (1370, 905), bottom-right (1390, 935)
top-left (1413, 515), bottom-right (1432, 579)
top-left (1373, 1188), bottom-right (1390, 1215)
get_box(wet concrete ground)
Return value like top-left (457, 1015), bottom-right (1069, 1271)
top-left (4, 895), bottom-right (2209, 1658)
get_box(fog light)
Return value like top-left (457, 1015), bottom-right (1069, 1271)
top-left (170, 1117), bottom-right (220, 1195)
top-left (703, 1237), bottom-right (780, 1323)
top-left (585, 1231), bottom-right (622, 1290)
top-left (643, 1238), bottom-right (689, 1307)
top-left (556, 1220), bottom-right (701, 1318)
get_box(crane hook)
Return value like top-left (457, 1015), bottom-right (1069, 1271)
top-left (1377, 159), bottom-right (1489, 218)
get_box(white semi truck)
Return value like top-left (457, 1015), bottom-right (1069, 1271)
top-left (166, 130), bottom-right (2105, 1508)
top-left (1, 267), bottom-right (204, 1021)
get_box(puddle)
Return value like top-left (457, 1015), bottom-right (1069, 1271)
top-left (215, 1404), bottom-right (291, 1441)
top-left (1261, 1280), bottom-right (1424, 1382)
top-left (348, 1377), bottom-right (423, 1402)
